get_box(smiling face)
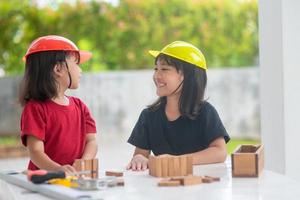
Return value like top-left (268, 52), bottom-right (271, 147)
top-left (153, 58), bottom-right (184, 98)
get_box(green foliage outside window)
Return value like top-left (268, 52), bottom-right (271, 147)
top-left (0, 0), bottom-right (258, 75)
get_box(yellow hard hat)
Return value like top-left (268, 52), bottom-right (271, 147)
top-left (148, 41), bottom-right (207, 70)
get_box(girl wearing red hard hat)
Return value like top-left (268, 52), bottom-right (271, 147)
top-left (127, 41), bottom-right (230, 171)
top-left (19, 35), bottom-right (97, 175)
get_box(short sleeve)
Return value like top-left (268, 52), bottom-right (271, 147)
top-left (127, 109), bottom-right (150, 150)
top-left (81, 102), bottom-right (97, 134)
top-left (20, 102), bottom-right (46, 146)
top-left (202, 103), bottom-right (230, 145)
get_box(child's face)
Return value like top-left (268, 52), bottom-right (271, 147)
top-left (65, 54), bottom-right (82, 89)
top-left (153, 58), bottom-right (184, 98)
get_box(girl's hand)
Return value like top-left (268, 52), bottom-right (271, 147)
top-left (58, 165), bottom-right (77, 176)
top-left (126, 154), bottom-right (148, 171)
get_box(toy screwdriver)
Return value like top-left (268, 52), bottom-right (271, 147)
top-left (27, 170), bottom-right (93, 184)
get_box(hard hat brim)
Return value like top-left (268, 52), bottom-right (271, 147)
top-left (79, 51), bottom-right (92, 64)
top-left (22, 50), bottom-right (92, 64)
top-left (148, 50), bottom-right (160, 58)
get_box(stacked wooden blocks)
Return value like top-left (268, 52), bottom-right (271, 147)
top-left (73, 158), bottom-right (99, 178)
top-left (148, 155), bottom-right (193, 177)
top-left (231, 144), bottom-right (264, 177)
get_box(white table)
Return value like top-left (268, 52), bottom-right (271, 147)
top-left (1, 160), bottom-right (300, 200)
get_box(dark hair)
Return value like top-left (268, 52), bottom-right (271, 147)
top-left (148, 54), bottom-right (207, 119)
top-left (19, 51), bottom-right (80, 106)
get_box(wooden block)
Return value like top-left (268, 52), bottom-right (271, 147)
top-left (105, 170), bottom-right (123, 177)
top-left (161, 157), bottom-right (169, 177)
top-left (182, 175), bottom-right (202, 185)
top-left (149, 156), bottom-right (163, 177)
top-left (74, 159), bottom-right (85, 172)
top-left (187, 156), bottom-right (193, 175)
top-left (155, 157), bottom-right (162, 177)
top-left (257, 146), bottom-right (264, 176)
top-left (148, 155), bottom-right (155, 176)
top-left (231, 144), bottom-right (264, 177)
top-left (158, 179), bottom-right (181, 187)
top-left (116, 178), bottom-right (125, 186)
top-left (84, 159), bottom-right (92, 171)
top-left (92, 159), bottom-right (99, 179)
top-left (168, 156), bottom-right (175, 177)
top-left (204, 175), bottom-right (220, 182)
top-left (202, 177), bottom-right (214, 183)
top-left (179, 156), bottom-right (187, 176)
top-left (173, 156), bottom-right (181, 176)
top-left (84, 159), bottom-right (93, 178)
top-left (170, 176), bottom-right (185, 185)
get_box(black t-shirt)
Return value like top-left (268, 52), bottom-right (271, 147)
top-left (127, 101), bottom-right (230, 156)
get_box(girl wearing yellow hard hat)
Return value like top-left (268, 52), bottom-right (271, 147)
top-left (127, 41), bottom-right (230, 171)
top-left (19, 35), bottom-right (97, 175)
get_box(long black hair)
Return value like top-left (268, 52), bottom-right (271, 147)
top-left (19, 51), bottom-right (80, 106)
top-left (148, 54), bottom-right (207, 119)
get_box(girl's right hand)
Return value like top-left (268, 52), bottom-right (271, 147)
top-left (126, 154), bottom-right (148, 171)
top-left (58, 165), bottom-right (77, 176)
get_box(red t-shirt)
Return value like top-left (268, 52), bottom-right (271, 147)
top-left (20, 96), bottom-right (97, 170)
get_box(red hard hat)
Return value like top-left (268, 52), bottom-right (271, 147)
top-left (23, 35), bottom-right (92, 64)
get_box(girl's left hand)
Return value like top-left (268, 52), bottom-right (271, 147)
top-left (126, 154), bottom-right (148, 171)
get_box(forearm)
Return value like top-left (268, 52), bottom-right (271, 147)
top-left (189, 146), bottom-right (227, 165)
top-left (81, 139), bottom-right (98, 160)
top-left (29, 149), bottom-right (61, 170)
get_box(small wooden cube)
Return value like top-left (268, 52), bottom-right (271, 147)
top-left (231, 144), bottom-right (264, 177)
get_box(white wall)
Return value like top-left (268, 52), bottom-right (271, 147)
top-left (259, 0), bottom-right (300, 180)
